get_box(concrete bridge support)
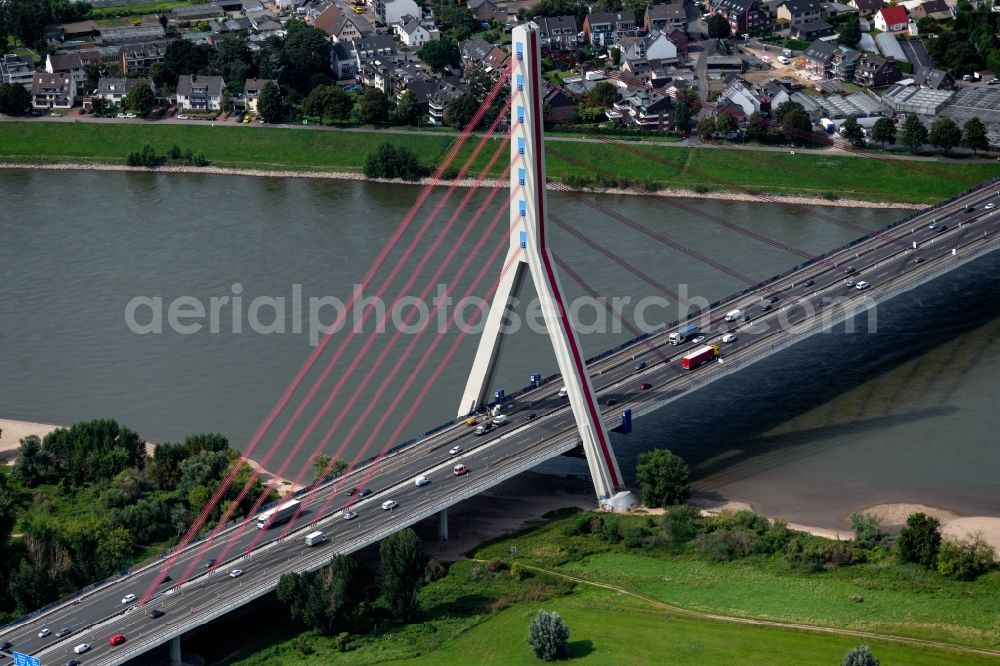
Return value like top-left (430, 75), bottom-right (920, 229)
top-left (438, 508), bottom-right (448, 541)
top-left (170, 635), bottom-right (182, 666)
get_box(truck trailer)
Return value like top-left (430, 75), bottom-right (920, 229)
top-left (256, 498), bottom-right (301, 530)
top-left (681, 344), bottom-right (719, 370)
top-left (305, 530), bottom-right (327, 546)
top-left (669, 323), bottom-right (699, 345)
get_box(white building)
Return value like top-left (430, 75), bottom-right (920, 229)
top-left (393, 15), bottom-right (434, 47)
top-left (0, 54), bottom-right (35, 89)
top-left (31, 72), bottom-right (77, 109)
top-left (374, 0), bottom-right (420, 27)
top-left (175, 74), bottom-right (225, 110)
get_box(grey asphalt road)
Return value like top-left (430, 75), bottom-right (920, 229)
top-left (2, 184), bottom-right (999, 666)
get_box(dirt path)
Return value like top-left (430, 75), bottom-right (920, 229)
top-left (481, 559), bottom-right (1000, 659)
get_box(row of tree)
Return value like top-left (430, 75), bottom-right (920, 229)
top-left (0, 0), bottom-right (90, 52)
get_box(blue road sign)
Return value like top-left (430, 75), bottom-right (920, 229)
top-left (13, 652), bottom-right (40, 666)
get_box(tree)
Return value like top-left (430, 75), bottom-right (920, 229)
top-left (312, 454), bottom-right (347, 479)
top-left (301, 84), bottom-right (354, 121)
top-left (159, 40), bottom-right (212, 86)
top-left (0, 82), bottom-right (31, 116)
top-left (123, 81), bottom-right (154, 116)
top-left (418, 38), bottom-right (459, 72)
top-left (961, 117), bottom-right (989, 155)
top-left (840, 115), bottom-right (865, 147)
top-left (673, 99), bottom-right (690, 132)
top-left (837, 14), bottom-right (861, 47)
top-left (83, 61), bottom-right (104, 94)
top-left (929, 117), bottom-right (962, 154)
top-left (278, 20), bottom-right (332, 93)
top-left (527, 609), bottom-right (570, 661)
top-left (849, 513), bottom-right (883, 550)
top-left (896, 512), bottom-right (941, 568)
top-left (707, 13), bottom-right (731, 39)
top-left (357, 87), bottom-right (389, 125)
top-left (320, 554), bottom-right (360, 630)
top-left (773, 100), bottom-right (805, 124)
top-left (936, 536), bottom-right (996, 580)
top-left (258, 80), bottom-right (285, 123)
top-left (715, 112), bottom-right (738, 136)
top-left (363, 143), bottom-right (427, 180)
top-left (393, 90), bottom-right (421, 125)
top-left (871, 117), bottom-right (896, 149)
top-left (444, 93), bottom-right (481, 129)
top-left (917, 16), bottom-right (939, 34)
top-left (697, 115), bottom-right (716, 140)
top-left (746, 111), bottom-right (768, 142)
top-left (635, 448), bottom-right (690, 508)
top-left (587, 80), bottom-right (620, 107)
top-left (13, 434), bottom-right (45, 485)
top-left (842, 644), bottom-right (880, 666)
top-left (901, 114), bottom-right (928, 152)
top-left (782, 108), bottom-right (814, 146)
top-left (379, 528), bottom-right (426, 621)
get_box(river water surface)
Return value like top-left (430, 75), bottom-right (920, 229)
top-left (1, 169), bottom-right (997, 527)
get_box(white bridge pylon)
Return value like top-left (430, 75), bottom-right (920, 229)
top-left (457, 26), bottom-right (625, 500)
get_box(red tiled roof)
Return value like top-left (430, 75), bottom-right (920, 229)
top-left (878, 5), bottom-right (908, 25)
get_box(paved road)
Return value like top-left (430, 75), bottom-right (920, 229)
top-left (2, 184), bottom-right (999, 666)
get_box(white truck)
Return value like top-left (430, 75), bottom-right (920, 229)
top-left (305, 530), bottom-right (327, 547)
top-left (256, 498), bottom-right (301, 530)
top-left (724, 309), bottom-right (742, 322)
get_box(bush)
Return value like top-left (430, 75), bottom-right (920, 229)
top-left (896, 512), bottom-right (941, 568)
top-left (125, 144), bottom-right (164, 168)
top-left (363, 143), bottom-right (429, 181)
top-left (662, 504), bottom-right (701, 545)
top-left (936, 536), bottom-right (996, 580)
top-left (527, 609), bottom-right (570, 661)
top-left (635, 448), bottom-right (690, 508)
top-left (335, 632), bottom-right (350, 652)
top-left (849, 513), bottom-right (884, 550)
top-left (842, 644), bottom-right (879, 666)
top-left (696, 529), bottom-right (753, 562)
top-left (784, 536), bottom-right (827, 572)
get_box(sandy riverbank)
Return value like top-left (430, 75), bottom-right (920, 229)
top-left (0, 162), bottom-right (923, 209)
top-left (0, 417), bottom-right (303, 491)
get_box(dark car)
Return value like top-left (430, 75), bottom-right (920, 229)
top-left (360, 488), bottom-right (372, 497)
top-left (934, 224), bottom-right (947, 233)
top-left (760, 303), bottom-right (772, 312)
top-left (346, 487), bottom-right (358, 496)
top-left (1, 641), bottom-right (12, 651)
top-left (149, 609), bottom-right (165, 618)
top-left (765, 295), bottom-right (780, 304)
top-left (525, 413), bottom-right (537, 421)
top-left (160, 575), bottom-right (171, 584)
top-left (742, 315), bottom-right (752, 323)
top-left (914, 256), bottom-right (924, 264)
top-left (55, 628), bottom-right (72, 638)
top-left (606, 398), bottom-right (618, 406)
top-left (803, 279), bottom-right (815, 287)
top-left (640, 383), bottom-right (652, 390)
top-left (634, 361), bottom-right (647, 371)
top-left (206, 558), bottom-right (216, 569)
top-left (66, 660), bottom-right (80, 666)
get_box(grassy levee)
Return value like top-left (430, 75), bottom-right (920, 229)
top-left (2, 121), bottom-right (997, 204)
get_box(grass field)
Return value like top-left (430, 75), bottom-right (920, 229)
top-left (0, 121), bottom-right (996, 204)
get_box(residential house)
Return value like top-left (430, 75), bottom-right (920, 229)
top-left (720, 76), bottom-right (770, 115)
top-left (45, 53), bottom-right (95, 90)
top-left (874, 5), bottom-right (908, 31)
top-left (535, 15), bottom-right (579, 51)
top-left (243, 78), bottom-right (276, 112)
top-left (542, 82), bottom-right (576, 123)
top-left (120, 41), bottom-right (170, 76)
top-left (848, 0), bottom-right (884, 16)
top-left (763, 79), bottom-right (793, 108)
top-left (644, 2), bottom-right (687, 32)
top-left (474, 0), bottom-right (508, 23)
top-left (170, 4), bottom-right (226, 21)
top-left (666, 28), bottom-right (690, 55)
top-left (791, 19), bottom-right (835, 39)
top-left (620, 58), bottom-right (673, 85)
top-left (830, 44), bottom-right (862, 80)
top-left (94, 77), bottom-right (152, 106)
top-left (619, 29), bottom-right (678, 63)
top-left (98, 24), bottom-right (167, 45)
top-left (427, 79), bottom-right (467, 125)
top-left (314, 5), bottom-right (373, 43)
top-left (912, 0), bottom-right (953, 20)
top-left (175, 74), bottom-right (225, 110)
top-left (375, 0), bottom-right (421, 26)
top-left (715, 99), bottom-right (748, 128)
top-left (583, 11), bottom-right (638, 47)
top-left (460, 38), bottom-right (493, 69)
top-left (820, 2), bottom-right (860, 17)
top-left (777, 0), bottom-right (824, 25)
top-left (57, 20), bottom-right (99, 41)
top-left (31, 72), bottom-right (77, 109)
top-left (0, 54), bottom-right (35, 89)
top-left (351, 34), bottom-right (398, 74)
top-left (215, 0), bottom-right (245, 11)
top-left (708, 0), bottom-right (772, 35)
top-left (802, 39), bottom-right (838, 76)
top-left (331, 42), bottom-right (356, 79)
top-left (914, 65), bottom-right (953, 89)
top-left (613, 89), bottom-right (672, 129)
top-left (394, 15), bottom-right (434, 47)
top-left (483, 46), bottom-right (510, 74)
top-left (854, 53), bottom-right (901, 86)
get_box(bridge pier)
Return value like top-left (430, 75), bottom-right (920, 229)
top-left (170, 635), bottom-right (182, 666)
top-left (438, 508), bottom-right (448, 541)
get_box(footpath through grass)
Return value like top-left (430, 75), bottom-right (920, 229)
top-left (0, 121), bottom-right (996, 204)
top-left (224, 510), bottom-right (1000, 665)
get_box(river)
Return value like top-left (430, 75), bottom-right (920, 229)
top-left (1, 168), bottom-right (997, 528)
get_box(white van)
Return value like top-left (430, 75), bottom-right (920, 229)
top-left (724, 309), bottom-right (742, 322)
top-left (557, 387), bottom-right (568, 398)
top-left (414, 475), bottom-right (429, 487)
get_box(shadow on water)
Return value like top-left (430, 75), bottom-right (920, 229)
top-left (606, 251), bottom-right (1000, 484)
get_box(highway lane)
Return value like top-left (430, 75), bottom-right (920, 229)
top-left (3, 183), bottom-right (998, 665)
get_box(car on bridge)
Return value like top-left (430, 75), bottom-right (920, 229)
top-left (149, 609), bottom-right (165, 618)
top-left (691, 335), bottom-right (706, 344)
top-left (229, 569), bottom-right (244, 578)
top-left (634, 361), bottom-right (647, 371)
top-left (914, 256), bottom-right (924, 264)
top-left (382, 500), bottom-right (398, 510)
top-left (845, 278), bottom-right (856, 287)
top-left (855, 281), bottom-right (870, 290)
top-left (986, 202), bottom-right (996, 210)
top-left (414, 475), bottom-right (429, 487)
top-left (38, 629), bottom-right (50, 638)
top-left (640, 383), bottom-right (652, 390)
top-left (492, 414), bottom-right (508, 426)
top-left (454, 464), bottom-right (469, 475)
top-left (449, 445), bottom-right (462, 455)
top-left (74, 643), bottom-right (90, 654)
top-left (109, 634), bottom-right (126, 646)
top-left (1, 640), bottom-right (11, 650)
top-left (66, 660), bottom-right (80, 666)
top-left (344, 510), bottom-right (358, 520)
top-left (722, 333), bottom-right (737, 343)
top-left (55, 628), bottom-right (71, 638)
top-left (525, 413), bottom-right (537, 421)
top-left (474, 422), bottom-right (494, 436)
top-left (121, 594), bottom-right (136, 604)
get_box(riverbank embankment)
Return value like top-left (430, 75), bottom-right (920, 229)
top-left (0, 162), bottom-right (925, 209)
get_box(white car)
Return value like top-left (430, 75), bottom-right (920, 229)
top-left (845, 278), bottom-right (856, 287)
top-left (38, 628), bottom-right (51, 638)
top-left (986, 203), bottom-right (996, 210)
top-left (381, 500), bottom-right (398, 510)
top-left (116, 113), bottom-right (126, 118)
top-left (855, 281), bottom-right (870, 290)
top-left (492, 414), bottom-right (508, 426)
top-left (176, 114), bottom-right (188, 119)
top-left (691, 335), bottom-right (706, 344)
top-left (74, 644), bottom-right (90, 654)
top-left (125, 113), bottom-right (136, 118)
top-left (721, 333), bottom-right (737, 343)
top-left (121, 594), bottom-right (136, 604)
top-left (777, 56), bottom-right (790, 65)
top-left (344, 510), bottom-right (358, 520)
top-left (449, 445), bottom-right (462, 455)
top-left (761, 55), bottom-right (770, 63)
top-left (414, 475), bottom-right (429, 487)
top-left (228, 569), bottom-right (243, 578)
